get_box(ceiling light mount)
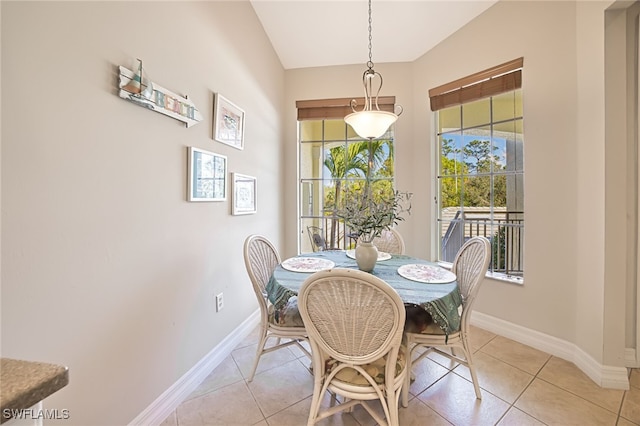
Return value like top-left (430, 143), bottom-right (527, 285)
top-left (345, 0), bottom-right (403, 139)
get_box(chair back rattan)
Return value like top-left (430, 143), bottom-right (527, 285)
top-left (371, 228), bottom-right (406, 254)
top-left (243, 234), bottom-right (309, 382)
top-left (299, 268), bottom-right (407, 425)
top-left (402, 236), bottom-right (491, 404)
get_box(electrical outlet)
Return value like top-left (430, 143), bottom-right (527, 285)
top-left (216, 293), bottom-right (224, 312)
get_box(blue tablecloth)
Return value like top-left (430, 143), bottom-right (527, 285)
top-left (267, 251), bottom-right (462, 335)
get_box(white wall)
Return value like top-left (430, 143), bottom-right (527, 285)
top-left (1, 2), bottom-right (284, 425)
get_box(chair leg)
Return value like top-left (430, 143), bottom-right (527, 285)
top-left (464, 347), bottom-right (482, 399)
top-left (248, 329), bottom-right (269, 382)
top-left (401, 362), bottom-right (411, 408)
top-left (461, 338), bottom-right (482, 399)
top-left (401, 341), bottom-right (414, 408)
top-left (307, 375), bottom-right (324, 426)
top-left (468, 363), bottom-right (482, 399)
top-left (387, 390), bottom-right (401, 426)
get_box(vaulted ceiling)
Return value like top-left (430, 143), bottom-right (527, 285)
top-left (250, 0), bottom-right (498, 70)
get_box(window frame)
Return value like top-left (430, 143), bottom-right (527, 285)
top-left (296, 98), bottom-right (398, 254)
top-left (430, 59), bottom-right (524, 284)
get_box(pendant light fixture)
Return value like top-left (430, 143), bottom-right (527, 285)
top-left (345, 0), bottom-right (403, 139)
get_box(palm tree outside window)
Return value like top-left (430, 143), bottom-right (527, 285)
top-left (297, 98), bottom-right (398, 253)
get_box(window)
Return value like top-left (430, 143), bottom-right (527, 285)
top-left (431, 58), bottom-right (524, 281)
top-left (297, 98), bottom-right (397, 253)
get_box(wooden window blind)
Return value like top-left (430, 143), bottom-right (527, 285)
top-left (429, 57), bottom-right (523, 111)
top-left (296, 96), bottom-right (396, 121)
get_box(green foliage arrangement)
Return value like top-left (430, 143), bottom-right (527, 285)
top-left (335, 189), bottom-right (412, 243)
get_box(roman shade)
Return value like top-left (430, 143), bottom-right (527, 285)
top-left (296, 97), bottom-right (396, 121)
top-left (429, 57), bottom-right (523, 111)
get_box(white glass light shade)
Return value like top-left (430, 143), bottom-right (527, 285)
top-left (344, 110), bottom-right (398, 139)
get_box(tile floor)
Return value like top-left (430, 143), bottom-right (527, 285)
top-left (160, 325), bottom-right (640, 425)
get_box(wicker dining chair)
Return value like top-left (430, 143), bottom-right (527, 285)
top-left (306, 226), bottom-right (327, 252)
top-left (298, 268), bottom-right (407, 426)
top-left (243, 234), bottom-right (311, 382)
top-left (371, 228), bottom-right (406, 254)
top-left (402, 236), bottom-right (491, 404)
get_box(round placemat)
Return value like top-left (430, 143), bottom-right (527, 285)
top-left (397, 264), bottom-right (456, 283)
top-left (281, 257), bottom-right (335, 273)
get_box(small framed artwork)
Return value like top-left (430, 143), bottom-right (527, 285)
top-left (213, 93), bottom-right (245, 150)
top-left (188, 146), bottom-right (227, 202)
top-left (232, 173), bottom-right (257, 215)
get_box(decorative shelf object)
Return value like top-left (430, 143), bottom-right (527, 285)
top-left (118, 59), bottom-right (203, 128)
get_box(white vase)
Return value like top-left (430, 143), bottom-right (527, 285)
top-left (355, 241), bottom-right (378, 272)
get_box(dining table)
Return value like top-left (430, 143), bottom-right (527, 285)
top-left (266, 250), bottom-right (463, 336)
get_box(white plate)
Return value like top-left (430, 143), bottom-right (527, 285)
top-left (281, 257), bottom-right (335, 273)
top-left (345, 249), bottom-right (392, 261)
top-left (397, 264), bottom-right (456, 284)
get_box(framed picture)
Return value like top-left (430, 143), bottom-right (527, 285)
top-left (213, 93), bottom-right (245, 150)
top-left (188, 147), bottom-right (227, 202)
top-left (232, 173), bottom-right (257, 215)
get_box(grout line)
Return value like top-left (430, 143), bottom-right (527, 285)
top-left (173, 326), bottom-right (640, 426)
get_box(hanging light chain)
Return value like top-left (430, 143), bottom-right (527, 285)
top-left (345, 0), bottom-right (403, 138)
top-left (367, 0), bottom-right (374, 70)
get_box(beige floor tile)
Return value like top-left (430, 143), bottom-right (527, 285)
top-left (165, 325), bottom-right (635, 426)
top-left (497, 407), bottom-right (546, 425)
top-left (617, 417), bottom-right (639, 426)
top-left (480, 336), bottom-right (550, 375)
top-left (537, 356), bottom-right (624, 413)
top-left (398, 399), bottom-right (453, 425)
top-left (405, 353), bottom-right (451, 401)
top-left (186, 356), bottom-right (245, 401)
top-left (416, 371), bottom-right (510, 425)
top-left (235, 325), bottom-right (262, 349)
top-left (348, 400), bottom-right (396, 426)
top-left (288, 339), bottom-right (312, 359)
top-left (266, 393), bottom-right (360, 426)
top-left (469, 325), bottom-right (497, 352)
top-left (341, 397), bottom-right (450, 426)
top-left (455, 350), bottom-right (534, 403)
top-left (159, 410), bottom-right (177, 426)
top-left (620, 385), bottom-right (640, 424)
top-left (264, 396), bottom-right (314, 426)
top-left (514, 378), bottom-right (618, 425)
top-left (231, 340), bottom-right (298, 379)
top-left (425, 348), bottom-right (463, 371)
top-left (314, 395), bottom-right (408, 426)
top-left (248, 358), bottom-right (314, 418)
top-left (630, 368), bottom-right (640, 390)
top-left (177, 380), bottom-right (264, 425)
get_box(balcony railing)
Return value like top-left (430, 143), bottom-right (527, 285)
top-left (440, 209), bottom-right (524, 277)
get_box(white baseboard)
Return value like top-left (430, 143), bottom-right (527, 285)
top-left (129, 311), bottom-right (260, 426)
top-left (472, 312), bottom-right (630, 390)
